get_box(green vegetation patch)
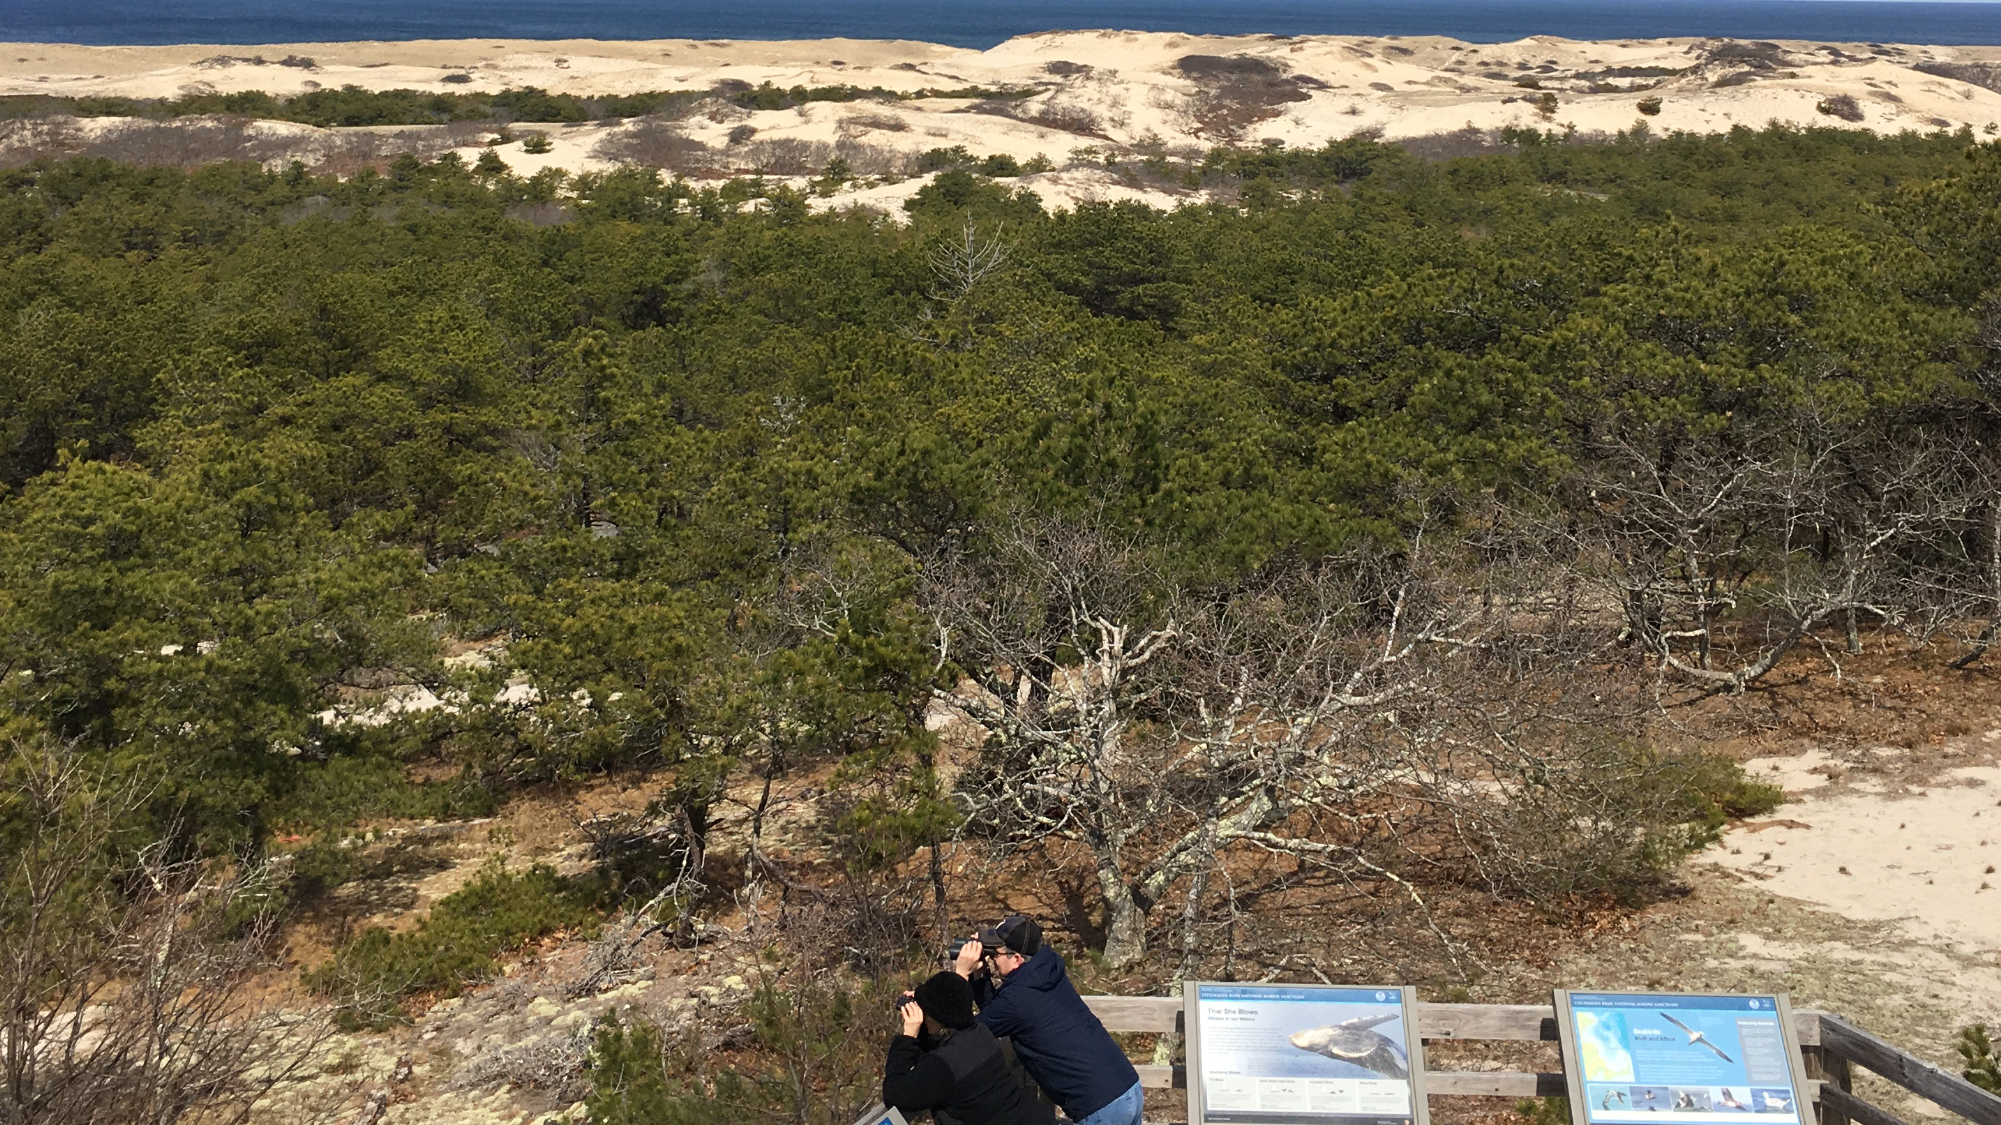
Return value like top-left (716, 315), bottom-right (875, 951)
top-left (0, 79), bottom-right (1031, 129)
top-left (306, 863), bottom-right (599, 1026)
top-left (0, 124), bottom-right (1995, 983)
top-left (585, 968), bottom-right (900, 1124)
top-left (1960, 1024), bottom-right (2001, 1092)
top-left (1674, 753), bottom-right (1785, 826)
top-left (713, 80), bottom-right (1026, 111)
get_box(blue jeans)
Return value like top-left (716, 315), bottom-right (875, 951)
top-left (1071, 1081), bottom-right (1144, 1125)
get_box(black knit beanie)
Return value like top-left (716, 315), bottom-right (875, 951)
top-left (913, 971), bottom-right (977, 1030)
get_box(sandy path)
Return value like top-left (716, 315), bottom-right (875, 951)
top-left (1499, 734), bottom-right (2001, 1120)
top-left (1710, 761), bottom-right (2000, 954)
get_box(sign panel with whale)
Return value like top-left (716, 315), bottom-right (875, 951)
top-left (1554, 991), bottom-right (1814, 1125)
top-left (1185, 983), bottom-right (1430, 1125)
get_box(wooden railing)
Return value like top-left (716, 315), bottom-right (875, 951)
top-left (1079, 996), bottom-right (2001, 1125)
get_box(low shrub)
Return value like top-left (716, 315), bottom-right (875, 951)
top-left (306, 862), bottom-right (598, 1027)
top-left (1472, 736), bottom-right (1784, 906)
top-left (719, 81), bottom-right (920, 112)
top-left (1913, 61), bottom-right (2001, 95)
top-left (0, 118), bottom-right (86, 168)
top-left (844, 112), bottom-right (908, 133)
top-left (1400, 126), bottom-right (1508, 161)
top-left (1025, 104), bottom-right (1107, 136)
top-left (594, 122), bottom-right (722, 174)
top-left (1818, 93), bottom-right (1865, 122)
top-left (971, 99), bottom-right (1107, 137)
top-left (1677, 753), bottom-right (1785, 822)
top-left (1960, 1024), bottom-right (2000, 1092)
top-left (585, 1014), bottom-right (690, 1124)
top-left (1516, 1097), bottom-right (1572, 1125)
top-left (277, 752), bottom-right (496, 897)
top-left (832, 140), bottom-right (908, 177)
top-left (742, 137), bottom-right (832, 175)
top-left (0, 85), bottom-right (728, 127)
top-left (916, 144), bottom-right (973, 172)
top-left (584, 962), bottom-right (899, 1125)
top-left (1637, 96), bottom-right (1663, 116)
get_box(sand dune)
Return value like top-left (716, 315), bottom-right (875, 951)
top-left (5, 32), bottom-right (2000, 212)
top-left (1709, 762), bottom-right (2001, 953)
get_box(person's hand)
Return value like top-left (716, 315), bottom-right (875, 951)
top-left (897, 992), bottom-right (923, 1037)
top-left (953, 934), bottom-right (984, 978)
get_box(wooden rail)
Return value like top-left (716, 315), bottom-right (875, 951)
top-left (1816, 1015), bottom-right (2001, 1125)
top-left (1079, 996), bottom-right (2001, 1125)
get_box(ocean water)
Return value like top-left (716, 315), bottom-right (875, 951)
top-left (3, 0), bottom-right (1999, 48)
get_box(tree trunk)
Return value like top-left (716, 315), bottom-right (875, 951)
top-left (1952, 500), bottom-right (2001, 669)
top-left (1098, 875), bottom-right (1151, 968)
top-left (930, 843), bottom-right (949, 952)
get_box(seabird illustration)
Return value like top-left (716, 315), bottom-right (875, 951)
top-left (1763, 1095), bottom-right (1793, 1112)
top-left (1674, 1092), bottom-right (1699, 1110)
top-left (1288, 1012), bottom-right (1410, 1079)
top-left (1658, 1013), bottom-right (1736, 1063)
top-left (1601, 1090), bottom-right (1630, 1109)
top-left (1719, 1090), bottom-right (1746, 1110)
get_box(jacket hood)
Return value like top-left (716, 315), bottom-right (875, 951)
top-left (1004, 946), bottom-right (1067, 993)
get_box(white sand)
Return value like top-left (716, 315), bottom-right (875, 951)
top-left (5, 33), bottom-right (2000, 185)
top-left (1707, 765), bottom-right (2001, 953)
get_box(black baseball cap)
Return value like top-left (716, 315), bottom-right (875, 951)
top-left (977, 914), bottom-right (1042, 957)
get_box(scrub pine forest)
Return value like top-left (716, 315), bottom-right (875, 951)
top-left (5, 125), bottom-right (2001, 1124)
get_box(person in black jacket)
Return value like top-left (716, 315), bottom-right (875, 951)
top-left (884, 971), bottom-right (1055, 1125)
top-left (953, 915), bottom-right (1143, 1125)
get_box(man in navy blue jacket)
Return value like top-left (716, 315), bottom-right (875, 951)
top-left (953, 915), bottom-right (1144, 1125)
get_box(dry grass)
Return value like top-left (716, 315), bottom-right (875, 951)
top-left (0, 117), bottom-right (86, 166)
top-left (595, 122), bottom-right (917, 179)
top-left (0, 115), bottom-right (490, 174)
top-left (1174, 54), bottom-right (1314, 141)
top-left (1818, 92), bottom-right (1866, 122)
top-left (841, 112), bottom-right (909, 134)
top-left (592, 120), bottom-right (726, 176)
top-left (965, 97), bottom-right (1109, 138)
top-left (1914, 61), bottom-right (2001, 94)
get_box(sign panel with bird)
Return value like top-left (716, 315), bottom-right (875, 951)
top-left (1553, 991), bottom-right (1813, 1125)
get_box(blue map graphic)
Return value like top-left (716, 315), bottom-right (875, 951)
top-left (1568, 995), bottom-right (1801, 1125)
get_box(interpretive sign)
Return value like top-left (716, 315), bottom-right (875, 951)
top-left (847, 1104), bottom-right (907, 1125)
top-left (1554, 991), bottom-right (1814, 1125)
top-left (1186, 983), bottom-right (1430, 1125)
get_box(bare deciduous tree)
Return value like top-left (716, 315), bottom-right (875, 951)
top-left (1, 739), bottom-right (345, 1125)
top-left (1558, 424), bottom-right (1975, 695)
top-left (928, 221), bottom-right (1013, 304)
top-left (923, 516), bottom-right (1514, 966)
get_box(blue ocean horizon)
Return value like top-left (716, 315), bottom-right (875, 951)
top-left (4, 0), bottom-right (2000, 49)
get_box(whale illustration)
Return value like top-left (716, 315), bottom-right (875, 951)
top-left (1288, 1012), bottom-right (1409, 1080)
